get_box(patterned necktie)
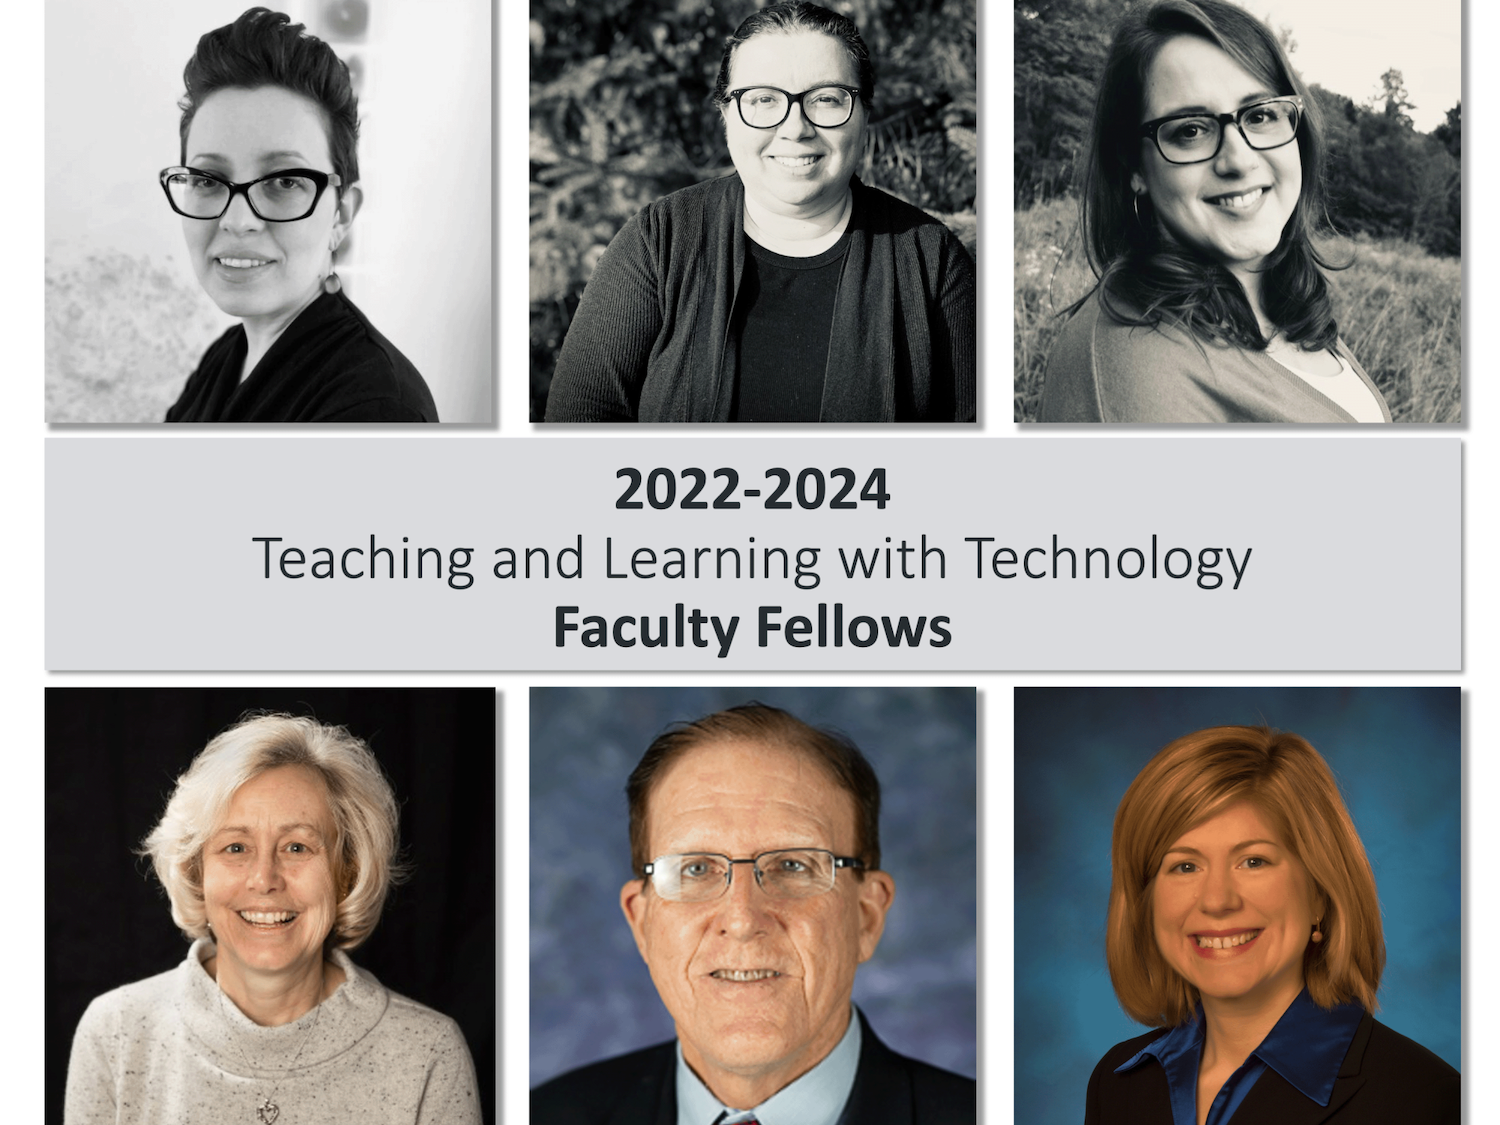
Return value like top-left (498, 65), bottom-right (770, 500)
top-left (712, 1112), bottom-right (760, 1125)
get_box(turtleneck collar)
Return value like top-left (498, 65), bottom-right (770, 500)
top-left (174, 937), bottom-right (391, 1076)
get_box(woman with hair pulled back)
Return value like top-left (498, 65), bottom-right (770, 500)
top-left (1087, 725), bottom-right (1456, 1123)
top-left (162, 8), bottom-right (438, 422)
top-left (1039, 0), bottom-right (1391, 423)
top-left (545, 0), bottom-right (975, 423)
top-left (63, 714), bottom-right (480, 1124)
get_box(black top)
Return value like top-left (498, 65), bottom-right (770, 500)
top-left (1085, 1011), bottom-right (1459, 1124)
top-left (730, 232), bottom-right (851, 422)
top-left (165, 290), bottom-right (438, 423)
top-left (531, 1010), bottom-right (975, 1125)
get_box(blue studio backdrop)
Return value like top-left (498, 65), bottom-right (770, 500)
top-left (1013, 686), bottom-right (1460, 1125)
top-left (530, 686), bottom-right (978, 1087)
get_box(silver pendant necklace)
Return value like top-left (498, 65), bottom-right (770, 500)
top-left (217, 982), bottom-right (325, 1124)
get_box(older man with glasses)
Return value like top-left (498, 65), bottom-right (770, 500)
top-left (531, 703), bottom-right (975, 1125)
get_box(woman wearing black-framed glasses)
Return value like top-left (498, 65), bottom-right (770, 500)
top-left (544, 0), bottom-right (975, 423)
top-left (1036, 0), bottom-right (1390, 423)
top-left (161, 8), bottom-right (437, 423)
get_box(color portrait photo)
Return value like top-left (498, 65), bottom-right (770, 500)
top-left (530, 686), bottom-right (977, 1122)
top-left (1014, 686), bottom-right (1459, 1124)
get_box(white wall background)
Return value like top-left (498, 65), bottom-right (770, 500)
top-left (45, 0), bottom-right (492, 422)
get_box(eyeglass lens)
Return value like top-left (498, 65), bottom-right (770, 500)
top-left (1155, 99), bottom-right (1299, 163)
top-left (165, 171), bottom-right (323, 221)
top-left (738, 86), bottom-right (854, 129)
top-left (653, 849), bottom-right (837, 901)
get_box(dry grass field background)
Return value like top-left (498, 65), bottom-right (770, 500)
top-left (1014, 197), bottom-right (1462, 423)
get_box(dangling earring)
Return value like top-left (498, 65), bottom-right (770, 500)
top-left (323, 232), bottom-right (343, 294)
top-left (1132, 192), bottom-right (1144, 226)
top-left (1311, 917), bottom-right (1324, 943)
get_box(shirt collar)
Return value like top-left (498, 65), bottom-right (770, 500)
top-left (1115, 989), bottom-right (1366, 1106)
top-left (676, 1005), bottom-right (862, 1125)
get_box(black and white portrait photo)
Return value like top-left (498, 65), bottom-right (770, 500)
top-left (45, 0), bottom-right (492, 423)
top-left (531, 0), bottom-right (977, 424)
top-left (1014, 0), bottom-right (1461, 423)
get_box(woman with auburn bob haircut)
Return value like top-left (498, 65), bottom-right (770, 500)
top-left (1087, 726), bottom-right (1457, 1124)
top-left (64, 714), bottom-right (480, 1124)
top-left (1038, 0), bottom-right (1391, 423)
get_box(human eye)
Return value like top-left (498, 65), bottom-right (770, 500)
top-left (263, 174), bottom-right (311, 195)
top-left (1165, 859), bottom-right (1198, 874)
top-left (1162, 117), bottom-right (1213, 146)
top-left (221, 841), bottom-right (247, 855)
top-left (178, 172), bottom-right (222, 194)
top-left (746, 89), bottom-right (781, 108)
top-left (676, 855), bottom-right (723, 883)
top-left (808, 88), bottom-right (843, 107)
top-left (1241, 855), bottom-right (1270, 869)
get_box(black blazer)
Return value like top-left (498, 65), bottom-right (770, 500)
top-left (531, 1010), bottom-right (976, 1125)
top-left (1085, 1012), bottom-right (1459, 1124)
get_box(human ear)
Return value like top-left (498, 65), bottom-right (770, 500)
top-left (331, 182), bottom-right (363, 249)
top-left (620, 878), bottom-right (651, 962)
top-left (855, 870), bottom-right (895, 963)
top-left (1129, 172), bottom-right (1146, 197)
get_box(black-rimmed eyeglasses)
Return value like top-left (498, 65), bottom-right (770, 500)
top-left (1139, 96), bottom-right (1303, 165)
top-left (159, 167), bottom-right (342, 222)
top-left (727, 85), bottom-right (861, 130)
top-left (644, 848), bottom-right (865, 902)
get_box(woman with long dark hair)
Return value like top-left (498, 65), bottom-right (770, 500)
top-left (1038, 0), bottom-right (1390, 423)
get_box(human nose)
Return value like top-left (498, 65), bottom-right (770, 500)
top-left (219, 188), bottom-right (263, 231)
top-left (1198, 864), bottom-right (1242, 914)
top-left (247, 850), bottom-right (284, 893)
top-left (715, 861), bottom-right (772, 936)
top-left (775, 98), bottom-right (817, 140)
top-left (1213, 119), bottom-right (1262, 175)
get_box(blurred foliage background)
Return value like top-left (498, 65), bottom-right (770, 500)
top-left (1015, 0), bottom-right (1461, 253)
top-left (530, 0), bottom-right (977, 420)
top-left (1014, 0), bottom-right (1461, 422)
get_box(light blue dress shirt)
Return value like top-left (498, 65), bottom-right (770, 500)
top-left (676, 1005), bottom-right (862, 1125)
top-left (1114, 989), bottom-right (1365, 1125)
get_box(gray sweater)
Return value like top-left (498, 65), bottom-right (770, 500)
top-left (64, 939), bottom-right (481, 1124)
top-left (544, 174), bottom-right (976, 422)
top-left (1037, 290), bottom-right (1392, 423)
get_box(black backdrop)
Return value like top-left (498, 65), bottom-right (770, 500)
top-left (44, 687), bottom-right (496, 1125)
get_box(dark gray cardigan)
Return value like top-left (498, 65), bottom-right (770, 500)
top-left (544, 175), bottom-right (975, 423)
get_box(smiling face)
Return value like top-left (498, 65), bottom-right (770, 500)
top-left (620, 739), bottom-right (893, 1104)
top-left (1152, 800), bottom-right (1321, 1016)
top-left (1131, 35), bottom-right (1301, 286)
top-left (202, 765), bottom-right (340, 986)
top-left (722, 30), bottom-right (867, 220)
top-left (181, 86), bottom-right (356, 331)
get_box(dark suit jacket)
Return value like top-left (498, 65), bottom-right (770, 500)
top-left (531, 1010), bottom-right (976, 1124)
top-left (1084, 1012), bottom-right (1459, 1124)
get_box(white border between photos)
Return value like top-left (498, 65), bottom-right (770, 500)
top-left (14, 3), bottom-right (1493, 1123)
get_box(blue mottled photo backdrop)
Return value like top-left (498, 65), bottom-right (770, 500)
top-left (1014, 686), bottom-right (1460, 1125)
top-left (530, 686), bottom-right (977, 1087)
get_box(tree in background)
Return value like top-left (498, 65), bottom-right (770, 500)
top-left (1014, 5), bottom-right (1461, 260)
top-left (531, 0), bottom-right (976, 420)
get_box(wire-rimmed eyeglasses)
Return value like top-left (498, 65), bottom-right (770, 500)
top-left (159, 166), bottom-right (342, 222)
top-left (1139, 96), bottom-right (1303, 165)
top-left (726, 85), bottom-right (861, 130)
top-left (644, 848), bottom-right (865, 902)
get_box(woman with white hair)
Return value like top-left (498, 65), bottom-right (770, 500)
top-left (63, 714), bottom-right (480, 1124)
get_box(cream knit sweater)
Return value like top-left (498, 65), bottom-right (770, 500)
top-left (64, 939), bottom-right (481, 1124)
